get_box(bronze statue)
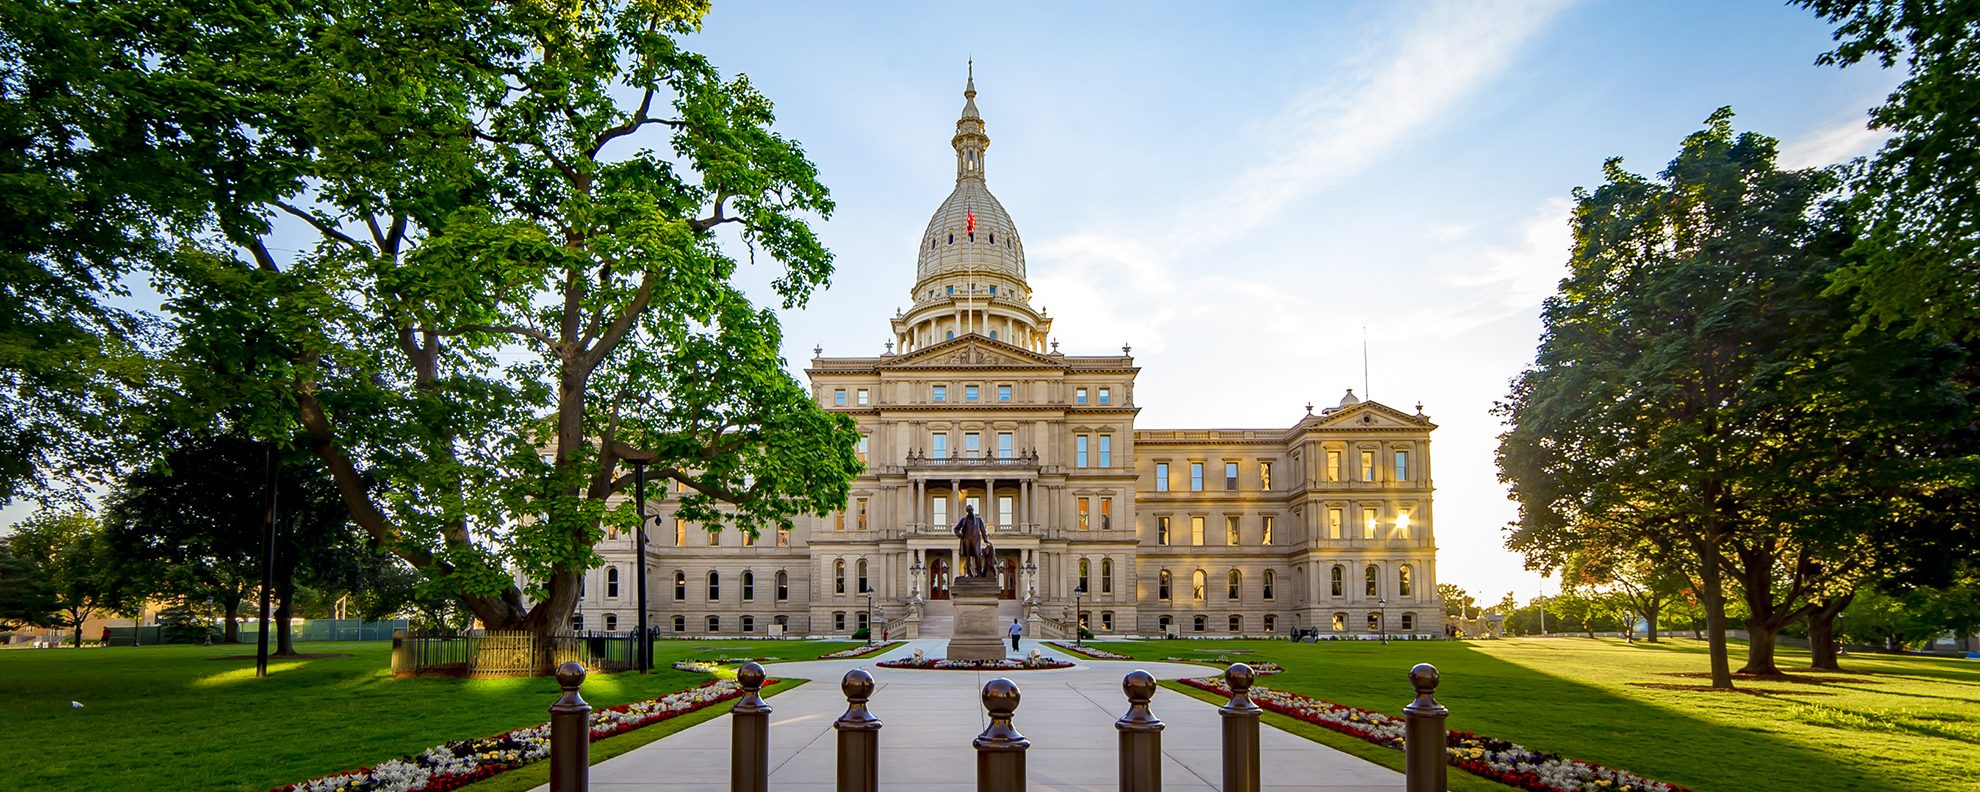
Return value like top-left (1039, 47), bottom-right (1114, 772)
top-left (953, 503), bottom-right (993, 578)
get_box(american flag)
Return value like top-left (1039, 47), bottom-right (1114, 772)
top-left (966, 199), bottom-right (976, 240)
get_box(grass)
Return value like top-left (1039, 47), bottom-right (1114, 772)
top-left (0, 638), bottom-right (864, 791)
top-left (1099, 637), bottom-right (1980, 792)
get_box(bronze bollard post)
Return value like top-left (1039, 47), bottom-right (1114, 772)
top-left (1403, 663), bottom-right (1449, 792)
top-left (1220, 663), bottom-right (1262, 792)
top-left (731, 662), bottom-right (772, 792)
top-left (974, 677), bottom-right (1029, 792)
top-left (549, 661), bottom-right (591, 792)
top-left (1115, 670), bottom-right (1164, 792)
top-left (835, 668), bottom-right (882, 792)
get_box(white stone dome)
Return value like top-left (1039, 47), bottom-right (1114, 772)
top-left (917, 180), bottom-right (1025, 284)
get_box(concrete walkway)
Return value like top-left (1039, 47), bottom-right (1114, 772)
top-left (539, 639), bottom-right (1401, 791)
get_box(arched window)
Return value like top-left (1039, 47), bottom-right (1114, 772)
top-left (1332, 612), bottom-right (1347, 631)
top-left (606, 567), bottom-right (620, 598)
top-left (774, 615), bottom-right (789, 630)
top-left (1367, 612), bottom-right (1382, 632)
top-left (1365, 565), bottom-right (1379, 597)
top-left (673, 570), bottom-right (686, 601)
top-left (1158, 569), bottom-right (1172, 600)
top-left (1078, 559), bottom-right (1090, 592)
top-left (946, 330), bottom-right (956, 340)
top-left (707, 571), bottom-right (720, 601)
top-left (776, 570), bottom-right (790, 601)
top-left (1263, 570), bottom-right (1276, 600)
top-left (835, 559), bottom-right (847, 594)
top-left (1398, 565), bottom-right (1414, 597)
top-left (742, 570), bottom-right (755, 601)
top-left (1264, 614), bottom-right (1277, 633)
top-left (742, 615), bottom-right (756, 633)
top-left (1330, 565), bottom-right (1344, 597)
top-left (1101, 559), bottom-right (1114, 594)
top-left (989, 330), bottom-right (998, 340)
top-left (1158, 615), bottom-right (1173, 634)
top-left (856, 559), bottom-right (869, 594)
top-left (1192, 615), bottom-right (1207, 632)
top-left (604, 613), bottom-right (618, 631)
top-left (1191, 569), bottom-right (1207, 602)
top-left (1227, 569), bottom-right (1242, 600)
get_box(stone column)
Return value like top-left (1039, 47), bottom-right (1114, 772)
top-left (986, 476), bottom-right (997, 530)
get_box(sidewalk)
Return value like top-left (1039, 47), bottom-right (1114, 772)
top-left (540, 639), bottom-right (1402, 791)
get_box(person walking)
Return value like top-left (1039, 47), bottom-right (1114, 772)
top-left (1008, 618), bottom-right (1023, 652)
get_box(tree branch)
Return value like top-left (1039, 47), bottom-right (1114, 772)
top-left (275, 201), bottom-right (367, 250)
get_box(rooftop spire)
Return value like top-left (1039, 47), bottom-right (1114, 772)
top-left (953, 61), bottom-right (988, 182)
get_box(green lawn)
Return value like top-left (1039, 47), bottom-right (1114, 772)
top-left (0, 638), bottom-right (863, 791)
top-left (1097, 637), bottom-right (1980, 792)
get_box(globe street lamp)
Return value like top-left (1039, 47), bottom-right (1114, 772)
top-left (910, 558), bottom-right (926, 599)
top-left (1378, 598), bottom-right (1388, 645)
top-left (1020, 559), bottom-right (1037, 602)
top-left (863, 588), bottom-right (875, 646)
top-left (1074, 583), bottom-right (1086, 646)
top-left (632, 458), bottom-right (651, 673)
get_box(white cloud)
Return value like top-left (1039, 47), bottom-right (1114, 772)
top-left (1779, 114), bottom-right (1890, 169)
top-left (1453, 197), bottom-right (1575, 315)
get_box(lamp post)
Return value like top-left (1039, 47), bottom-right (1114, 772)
top-left (1020, 559), bottom-right (1037, 603)
top-left (910, 558), bottom-right (926, 599)
top-left (629, 457), bottom-right (653, 673)
top-left (863, 588), bottom-right (875, 645)
top-left (1379, 598), bottom-right (1388, 645)
top-left (1073, 583), bottom-right (1086, 645)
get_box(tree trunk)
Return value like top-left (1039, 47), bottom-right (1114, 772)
top-left (1741, 621), bottom-right (1779, 676)
top-left (223, 600), bottom-right (241, 644)
top-left (71, 614), bottom-right (84, 648)
top-left (1643, 601), bottom-right (1661, 643)
top-left (1807, 593), bottom-right (1853, 671)
top-left (274, 562), bottom-right (298, 655)
top-left (1695, 534), bottom-right (1735, 689)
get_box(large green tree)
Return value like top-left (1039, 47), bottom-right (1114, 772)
top-left (1799, 0), bottom-right (1980, 342)
top-left (4, 511), bottom-right (127, 646)
top-left (1497, 109), bottom-right (1970, 686)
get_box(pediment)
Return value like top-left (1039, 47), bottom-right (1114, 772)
top-left (883, 334), bottom-right (1064, 369)
top-left (1309, 400), bottom-right (1435, 431)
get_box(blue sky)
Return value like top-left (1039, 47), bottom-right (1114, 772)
top-left (2, 1), bottom-right (1903, 603)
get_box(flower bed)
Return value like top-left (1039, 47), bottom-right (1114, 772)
top-left (276, 679), bottom-right (744, 792)
top-left (877, 654), bottom-right (1073, 671)
top-left (818, 641), bottom-right (904, 660)
top-left (1165, 656), bottom-right (1284, 674)
top-left (1179, 677), bottom-right (1689, 792)
top-left (1046, 641), bottom-right (1130, 660)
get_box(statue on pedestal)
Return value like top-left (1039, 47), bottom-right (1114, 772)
top-left (953, 503), bottom-right (994, 578)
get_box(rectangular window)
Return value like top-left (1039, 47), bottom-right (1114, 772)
top-left (857, 497), bottom-right (868, 531)
top-left (835, 511), bottom-right (845, 531)
top-left (1100, 497), bottom-right (1112, 530)
top-left (1397, 508), bottom-right (1412, 539)
top-left (857, 436), bottom-right (869, 462)
top-left (1327, 450), bottom-right (1342, 482)
top-left (1190, 462), bottom-right (1204, 491)
top-left (1077, 497), bottom-right (1090, 530)
top-left (1363, 507), bottom-right (1378, 539)
top-left (965, 384), bottom-right (980, 402)
top-left (1395, 450), bottom-right (1409, 481)
top-left (966, 495), bottom-right (980, 515)
top-left (1190, 516), bottom-right (1205, 546)
top-left (997, 432), bottom-right (1013, 459)
top-left (1260, 462), bottom-right (1273, 490)
top-left (1098, 387), bottom-right (1111, 404)
top-left (965, 432), bottom-right (981, 458)
top-left (932, 497), bottom-right (948, 528)
top-left (1262, 515), bottom-right (1275, 545)
top-left (777, 527), bottom-right (790, 547)
top-left (1155, 462), bottom-right (1169, 491)
top-left (1225, 462), bottom-right (1238, 491)
top-left (857, 388), bottom-right (870, 405)
top-left (1075, 387), bottom-right (1088, 404)
top-left (833, 388), bottom-right (846, 406)
top-left (675, 518), bottom-right (687, 547)
top-left (997, 384), bottom-right (1012, 402)
top-left (1157, 516), bottom-right (1170, 545)
top-left (709, 527), bottom-right (721, 546)
top-left (1361, 451), bottom-right (1376, 482)
top-left (1076, 435), bottom-right (1089, 468)
top-left (932, 432), bottom-right (948, 459)
top-left (932, 385), bottom-right (947, 403)
top-left (998, 496), bottom-right (1014, 528)
top-left (1226, 515), bottom-right (1240, 545)
top-left (1099, 435), bottom-right (1111, 466)
top-left (1328, 508), bottom-right (1344, 539)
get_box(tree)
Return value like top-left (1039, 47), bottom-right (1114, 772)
top-left (5, 511), bottom-right (125, 647)
top-left (109, 0), bottom-right (863, 667)
top-left (1566, 539), bottom-right (1688, 642)
top-left (1799, 0), bottom-right (1980, 343)
top-left (0, 541), bottom-right (56, 632)
top-left (1437, 583), bottom-right (1476, 618)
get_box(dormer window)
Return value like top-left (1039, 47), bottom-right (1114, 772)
top-left (947, 285), bottom-right (954, 295)
top-left (948, 233), bottom-right (954, 244)
top-left (989, 234), bottom-right (995, 244)
top-left (989, 285), bottom-right (997, 295)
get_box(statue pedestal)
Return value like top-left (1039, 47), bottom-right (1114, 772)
top-left (946, 577), bottom-right (1008, 661)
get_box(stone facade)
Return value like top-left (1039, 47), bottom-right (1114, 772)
top-left (576, 71), bottom-right (1443, 640)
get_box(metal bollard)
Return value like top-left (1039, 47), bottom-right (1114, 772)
top-left (1403, 663), bottom-right (1449, 792)
top-left (974, 677), bottom-right (1029, 792)
top-left (731, 662), bottom-right (772, 792)
top-left (835, 668), bottom-right (882, 792)
top-left (1219, 663), bottom-right (1262, 792)
top-left (549, 661), bottom-right (591, 792)
top-left (1115, 670), bottom-right (1164, 792)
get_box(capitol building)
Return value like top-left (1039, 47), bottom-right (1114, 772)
top-left (578, 73), bottom-right (1443, 641)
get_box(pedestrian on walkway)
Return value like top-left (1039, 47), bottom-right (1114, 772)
top-left (1008, 618), bottom-right (1022, 651)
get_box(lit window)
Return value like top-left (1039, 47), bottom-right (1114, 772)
top-left (1190, 463), bottom-right (1204, 491)
top-left (1365, 564), bottom-right (1379, 597)
top-left (834, 389), bottom-right (846, 406)
top-left (835, 560), bottom-right (846, 594)
top-left (1262, 516), bottom-right (1275, 545)
top-left (857, 388), bottom-right (870, 405)
top-left (1190, 516), bottom-right (1205, 546)
top-left (1225, 462), bottom-right (1238, 491)
top-left (932, 385), bottom-right (947, 403)
top-left (1076, 387), bottom-right (1088, 404)
top-left (673, 571), bottom-right (685, 601)
top-left (1098, 435), bottom-right (1111, 466)
top-left (1077, 497), bottom-right (1090, 530)
top-left (1100, 498), bottom-right (1112, 529)
top-left (1226, 515), bottom-right (1240, 545)
top-left (1157, 516), bottom-right (1170, 546)
top-left (835, 511), bottom-right (845, 531)
top-left (1331, 565), bottom-right (1344, 597)
top-left (1361, 451), bottom-right (1375, 482)
top-left (1260, 462), bottom-right (1273, 490)
top-left (1367, 612), bottom-right (1381, 632)
top-left (1328, 508), bottom-right (1344, 539)
top-left (708, 526), bottom-right (720, 546)
top-left (998, 384), bottom-right (1012, 402)
top-left (1158, 569), bottom-right (1172, 600)
top-left (1192, 570), bottom-right (1206, 601)
top-left (965, 385), bottom-right (979, 402)
top-left (1155, 462), bottom-right (1169, 492)
top-left (1098, 387), bottom-right (1110, 404)
top-left (1076, 435), bottom-right (1089, 468)
top-left (1101, 612), bottom-right (1114, 631)
top-left (1079, 559), bottom-right (1090, 592)
top-left (675, 518), bottom-right (687, 547)
top-left (1399, 565), bottom-right (1414, 597)
top-left (1363, 507), bottom-right (1378, 540)
top-left (1102, 559), bottom-right (1114, 594)
top-left (1263, 570), bottom-right (1276, 599)
top-left (1396, 509), bottom-right (1412, 539)
top-left (742, 529), bottom-right (755, 547)
top-left (777, 527), bottom-right (789, 547)
top-left (1264, 614), bottom-right (1276, 632)
top-left (1327, 450), bottom-right (1342, 482)
top-left (857, 498), bottom-right (868, 531)
top-left (932, 433), bottom-right (948, 459)
top-left (1332, 612), bottom-right (1346, 631)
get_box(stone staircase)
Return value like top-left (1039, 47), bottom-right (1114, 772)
top-left (915, 598), bottom-right (1024, 639)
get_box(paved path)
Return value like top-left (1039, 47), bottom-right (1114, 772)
top-left (539, 639), bottom-right (1401, 791)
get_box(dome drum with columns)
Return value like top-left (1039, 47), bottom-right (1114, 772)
top-left (580, 68), bottom-right (1443, 643)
